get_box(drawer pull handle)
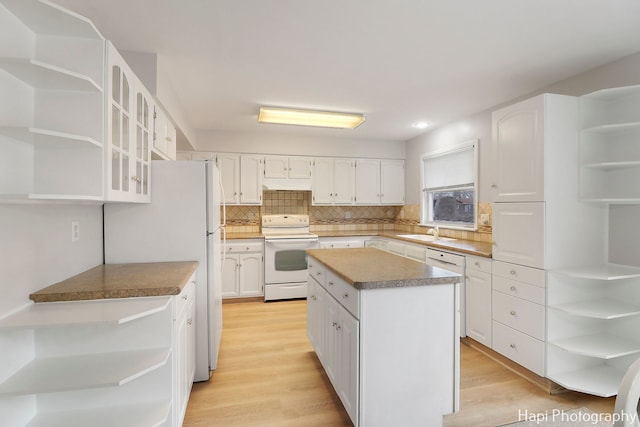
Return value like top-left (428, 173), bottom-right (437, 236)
top-left (510, 343), bottom-right (516, 349)
top-left (343, 293), bottom-right (349, 299)
top-left (510, 310), bottom-right (516, 316)
top-left (474, 262), bottom-right (480, 267)
top-left (328, 281), bottom-right (334, 287)
top-left (510, 286), bottom-right (516, 291)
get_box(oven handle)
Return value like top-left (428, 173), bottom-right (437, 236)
top-left (265, 238), bottom-right (319, 249)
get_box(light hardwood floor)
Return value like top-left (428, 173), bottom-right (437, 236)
top-left (183, 300), bottom-right (614, 427)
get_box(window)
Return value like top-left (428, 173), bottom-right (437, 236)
top-left (420, 139), bottom-right (478, 230)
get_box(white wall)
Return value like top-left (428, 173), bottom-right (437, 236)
top-left (0, 204), bottom-right (103, 317)
top-left (196, 129), bottom-right (405, 159)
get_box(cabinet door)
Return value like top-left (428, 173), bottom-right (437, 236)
top-left (239, 155), bottom-right (263, 204)
top-left (465, 268), bottom-right (492, 347)
top-left (238, 253), bottom-right (263, 296)
top-left (338, 307), bottom-right (359, 425)
top-left (492, 202), bottom-right (544, 269)
top-left (264, 155), bottom-right (288, 179)
top-left (312, 158), bottom-right (334, 205)
top-left (333, 158), bottom-right (354, 205)
top-left (288, 156), bottom-right (312, 179)
top-left (133, 85), bottom-right (151, 199)
top-left (217, 153), bottom-right (240, 204)
top-left (107, 43), bottom-right (134, 199)
top-left (221, 254), bottom-right (239, 297)
top-left (491, 95), bottom-right (544, 202)
top-left (324, 296), bottom-right (340, 386)
top-left (354, 159), bottom-right (380, 205)
top-left (380, 160), bottom-right (405, 205)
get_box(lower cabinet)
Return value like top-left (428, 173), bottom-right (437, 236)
top-left (0, 275), bottom-right (197, 427)
top-left (221, 240), bottom-right (264, 298)
top-left (465, 256), bottom-right (492, 347)
top-left (307, 256), bottom-right (458, 427)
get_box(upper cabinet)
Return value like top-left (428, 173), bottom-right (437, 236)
top-left (354, 159), bottom-right (405, 205)
top-left (0, 0), bottom-right (106, 202)
top-left (216, 153), bottom-right (263, 205)
top-left (106, 42), bottom-right (150, 203)
top-left (152, 105), bottom-right (177, 161)
top-left (264, 155), bottom-right (312, 179)
top-left (312, 157), bottom-right (354, 205)
top-left (578, 85), bottom-right (640, 203)
top-left (490, 95), bottom-right (545, 202)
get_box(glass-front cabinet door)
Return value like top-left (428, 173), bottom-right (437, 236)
top-left (106, 42), bottom-right (151, 202)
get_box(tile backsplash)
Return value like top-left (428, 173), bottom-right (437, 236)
top-left (224, 191), bottom-right (492, 242)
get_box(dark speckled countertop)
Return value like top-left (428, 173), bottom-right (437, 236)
top-left (306, 247), bottom-right (461, 290)
top-left (29, 261), bottom-right (199, 303)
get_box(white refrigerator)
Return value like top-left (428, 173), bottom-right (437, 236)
top-left (104, 160), bottom-right (224, 382)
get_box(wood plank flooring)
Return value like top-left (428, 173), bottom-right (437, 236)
top-left (183, 300), bottom-right (614, 427)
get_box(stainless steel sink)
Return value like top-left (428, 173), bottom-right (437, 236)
top-left (397, 234), bottom-right (456, 242)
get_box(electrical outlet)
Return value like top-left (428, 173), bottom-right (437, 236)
top-left (71, 221), bottom-right (80, 242)
top-left (480, 214), bottom-right (490, 226)
top-left (345, 211), bottom-right (351, 219)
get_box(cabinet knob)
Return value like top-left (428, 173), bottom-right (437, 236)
top-left (332, 321), bottom-right (337, 327)
top-left (182, 295), bottom-right (188, 300)
top-left (336, 324), bottom-right (341, 331)
top-left (510, 310), bottom-right (516, 316)
top-left (510, 343), bottom-right (516, 349)
top-left (342, 293), bottom-right (349, 299)
top-left (491, 184), bottom-right (497, 188)
top-left (509, 270), bottom-right (517, 276)
top-left (187, 318), bottom-right (193, 325)
top-left (316, 271), bottom-right (322, 276)
top-left (328, 281), bottom-right (334, 286)
top-left (474, 261), bottom-right (480, 267)
top-left (510, 286), bottom-right (516, 291)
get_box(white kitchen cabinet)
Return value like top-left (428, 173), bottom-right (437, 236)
top-left (216, 153), bottom-right (263, 205)
top-left (106, 42), bottom-right (151, 203)
top-left (0, 0), bottom-right (105, 202)
top-left (175, 279), bottom-right (196, 426)
top-left (354, 159), bottom-right (405, 205)
top-left (492, 202), bottom-right (544, 269)
top-left (152, 105), bottom-right (177, 160)
top-left (0, 295), bottom-right (183, 427)
top-left (312, 157), bottom-right (355, 205)
top-left (221, 240), bottom-right (264, 298)
top-left (319, 236), bottom-right (367, 249)
top-left (578, 85), bottom-right (640, 203)
top-left (491, 95), bottom-right (545, 202)
top-left (465, 256), bottom-right (492, 347)
top-left (264, 155), bottom-right (312, 179)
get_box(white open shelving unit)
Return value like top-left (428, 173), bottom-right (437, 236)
top-left (547, 263), bottom-right (640, 397)
top-left (0, 297), bottom-right (175, 427)
top-left (0, 0), bottom-right (106, 202)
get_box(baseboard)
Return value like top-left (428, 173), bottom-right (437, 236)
top-left (461, 337), bottom-right (565, 395)
top-left (222, 296), bottom-right (264, 304)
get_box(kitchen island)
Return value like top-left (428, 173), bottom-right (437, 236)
top-left (306, 247), bottom-right (461, 427)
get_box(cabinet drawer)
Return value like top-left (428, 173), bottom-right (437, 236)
top-left (326, 269), bottom-right (360, 319)
top-left (492, 291), bottom-right (545, 340)
top-left (492, 275), bottom-right (545, 305)
top-left (177, 274), bottom-right (197, 315)
top-left (225, 241), bottom-right (263, 254)
top-left (427, 248), bottom-right (465, 267)
top-left (492, 321), bottom-right (545, 376)
top-left (466, 256), bottom-right (492, 274)
top-left (307, 257), bottom-right (326, 286)
top-left (492, 260), bottom-right (545, 287)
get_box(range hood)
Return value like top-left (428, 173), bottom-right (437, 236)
top-left (262, 177), bottom-right (312, 191)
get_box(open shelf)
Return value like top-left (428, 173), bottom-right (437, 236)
top-left (548, 364), bottom-right (625, 398)
top-left (0, 127), bottom-right (102, 148)
top-left (552, 264), bottom-right (640, 281)
top-left (2, 0), bottom-right (103, 39)
top-left (550, 299), bottom-right (640, 320)
top-left (0, 297), bottom-right (171, 329)
top-left (550, 334), bottom-right (640, 359)
top-left (26, 400), bottom-right (172, 427)
top-left (0, 58), bottom-right (102, 92)
top-left (0, 347), bottom-right (171, 397)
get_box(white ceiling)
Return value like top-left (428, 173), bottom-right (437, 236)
top-left (55, 0), bottom-right (640, 142)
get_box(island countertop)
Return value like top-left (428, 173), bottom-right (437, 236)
top-left (306, 247), bottom-right (461, 290)
top-left (29, 261), bottom-right (199, 303)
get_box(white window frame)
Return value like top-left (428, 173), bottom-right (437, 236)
top-left (420, 139), bottom-right (479, 231)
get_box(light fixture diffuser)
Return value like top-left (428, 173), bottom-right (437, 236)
top-left (258, 107), bottom-right (365, 129)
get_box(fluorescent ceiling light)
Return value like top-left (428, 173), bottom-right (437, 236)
top-left (258, 107), bottom-right (365, 129)
top-left (412, 121), bottom-right (432, 129)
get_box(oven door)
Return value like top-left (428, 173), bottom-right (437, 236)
top-left (264, 238), bottom-right (319, 284)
